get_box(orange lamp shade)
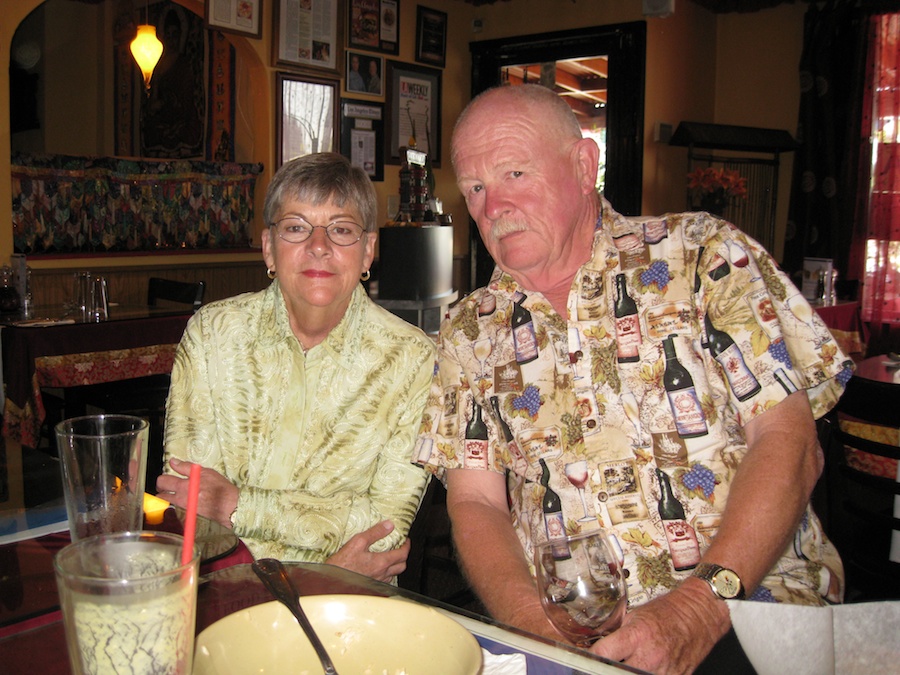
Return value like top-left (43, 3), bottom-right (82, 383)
top-left (130, 25), bottom-right (163, 91)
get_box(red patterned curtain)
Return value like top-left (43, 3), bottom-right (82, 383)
top-left (861, 14), bottom-right (900, 325)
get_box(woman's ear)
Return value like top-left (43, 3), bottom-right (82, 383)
top-left (261, 227), bottom-right (275, 270)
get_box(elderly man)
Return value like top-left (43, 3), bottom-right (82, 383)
top-left (414, 84), bottom-right (852, 673)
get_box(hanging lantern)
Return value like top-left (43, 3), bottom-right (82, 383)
top-left (130, 24), bottom-right (163, 92)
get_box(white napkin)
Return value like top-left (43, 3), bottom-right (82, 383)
top-left (480, 649), bottom-right (527, 675)
top-left (727, 600), bottom-right (900, 675)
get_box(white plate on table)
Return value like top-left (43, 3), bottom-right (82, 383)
top-left (193, 594), bottom-right (483, 675)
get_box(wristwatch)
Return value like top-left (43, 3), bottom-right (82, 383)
top-left (692, 563), bottom-right (745, 600)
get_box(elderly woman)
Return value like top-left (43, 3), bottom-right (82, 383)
top-left (156, 153), bottom-right (435, 582)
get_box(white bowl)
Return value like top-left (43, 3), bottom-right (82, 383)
top-left (193, 594), bottom-right (483, 675)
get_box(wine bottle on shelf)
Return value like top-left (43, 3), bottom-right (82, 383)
top-left (704, 314), bottom-right (761, 402)
top-left (490, 395), bottom-right (528, 476)
top-left (655, 468), bottom-right (701, 571)
top-left (614, 273), bottom-right (642, 363)
top-left (662, 335), bottom-right (708, 438)
top-left (539, 458), bottom-right (571, 560)
top-left (464, 399), bottom-right (489, 470)
top-left (512, 295), bottom-right (539, 364)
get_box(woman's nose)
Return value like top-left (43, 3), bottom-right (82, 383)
top-left (306, 226), bottom-right (333, 252)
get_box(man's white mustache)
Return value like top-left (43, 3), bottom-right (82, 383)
top-left (490, 219), bottom-right (527, 241)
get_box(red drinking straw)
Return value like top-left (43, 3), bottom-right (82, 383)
top-left (181, 463), bottom-right (201, 566)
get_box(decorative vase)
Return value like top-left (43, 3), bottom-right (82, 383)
top-left (697, 191), bottom-right (728, 216)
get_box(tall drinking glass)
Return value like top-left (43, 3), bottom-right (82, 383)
top-left (56, 415), bottom-right (149, 541)
top-left (55, 531), bottom-right (199, 675)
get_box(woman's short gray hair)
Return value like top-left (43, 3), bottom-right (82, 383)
top-left (263, 152), bottom-right (378, 233)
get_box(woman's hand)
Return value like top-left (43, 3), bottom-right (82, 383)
top-left (326, 521), bottom-right (411, 583)
top-left (156, 458), bottom-right (239, 528)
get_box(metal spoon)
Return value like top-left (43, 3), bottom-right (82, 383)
top-left (252, 558), bottom-right (340, 675)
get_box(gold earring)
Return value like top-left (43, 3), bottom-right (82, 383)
top-left (361, 270), bottom-right (371, 282)
top-left (267, 268), bottom-right (276, 280)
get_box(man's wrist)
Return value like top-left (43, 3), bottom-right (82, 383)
top-left (690, 563), bottom-right (746, 600)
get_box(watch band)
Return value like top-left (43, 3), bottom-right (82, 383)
top-left (692, 562), bottom-right (745, 600)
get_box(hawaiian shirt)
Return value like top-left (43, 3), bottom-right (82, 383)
top-left (415, 198), bottom-right (853, 607)
top-left (165, 283), bottom-right (435, 566)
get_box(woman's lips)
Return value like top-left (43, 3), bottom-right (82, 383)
top-left (302, 269), bottom-right (334, 278)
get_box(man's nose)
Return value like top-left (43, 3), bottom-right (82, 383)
top-left (483, 187), bottom-right (512, 221)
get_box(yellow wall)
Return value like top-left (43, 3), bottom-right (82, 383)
top-left (3, 0), bottom-right (807, 267)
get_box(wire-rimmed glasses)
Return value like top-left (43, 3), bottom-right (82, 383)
top-left (272, 217), bottom-right (365, 246)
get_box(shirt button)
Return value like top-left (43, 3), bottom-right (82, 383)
top-left (586, 419), bottom-right (597, 429)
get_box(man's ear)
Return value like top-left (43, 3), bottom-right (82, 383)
top-left (574, 137), bottom-right (601, 195)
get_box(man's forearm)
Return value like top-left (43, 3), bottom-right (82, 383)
top-left (448, 497), bottom-right (562, 640)
top-left (700, 391), bottom-right (822, 594)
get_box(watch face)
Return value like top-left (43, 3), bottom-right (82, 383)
top-left (712, 569), bottom-right (741, 599)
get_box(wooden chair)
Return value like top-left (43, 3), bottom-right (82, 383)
top-left (148, 277), bottom-right (205, 311)
top-left (821, 372), bottom-right (900, 601)
top-left (64, 278), bottom-right (206, 492)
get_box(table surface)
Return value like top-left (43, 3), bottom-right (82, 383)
top-left (1, 305), bottom-right (191, 447)
top-left (0, 505), bottom-right (239, 630)
top-left (853, 355), bottom-right (900, 385)
top-left (0, 556), bottom-right (640, 674)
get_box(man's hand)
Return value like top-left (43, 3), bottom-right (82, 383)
top-left (591, 578), bottom-right (729, 674)
top-left (156, 457), bottom-right (239, 528)
top-left (326, 520), bottom-right (410, 583)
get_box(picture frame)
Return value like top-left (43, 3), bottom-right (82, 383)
top-left (345, 51), bottom-right (384, 98)
top-left (385, 60), bottom-right (441, 166)
top-left (415, 5), bottom-right (446, 68)
top-left (276, 72), bottom-right (340, 169)
top-left (348, 0), bottom-right (399, 56)
top-left (274, 0), bottom-right (339, 73)
top-left (205, 0), bottom-right (263, 38)
top-left (341, 99), bottom-right (385, 182)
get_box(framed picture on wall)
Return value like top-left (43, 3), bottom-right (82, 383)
top-left (276, 72), bottom-right (339, 168)
top-left (341, 99), bottom-right (384, 182)
top-left (274, 0), bottom-right (339, 73)
top-left (205, 0), bottom-right (263, 38)
top-left (348, 0), bottom-right (399, 55)
top-left (385, 60), bottom-right (441, 166)
top-left (415, 5), bottom-right (446, 68)
top-left (345, 51), bottom-right (384, 98)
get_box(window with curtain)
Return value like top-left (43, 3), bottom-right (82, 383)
top-left (862, 13), bottom-right (900, 325)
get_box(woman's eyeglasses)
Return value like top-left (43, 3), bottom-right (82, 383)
top-left (272, 217), bottom-right (365, 246)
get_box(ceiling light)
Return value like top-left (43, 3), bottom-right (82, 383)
top-left (130, 24), bottom-right (163, 93)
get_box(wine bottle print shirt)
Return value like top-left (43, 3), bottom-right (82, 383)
top-left (415, 198), bottom-right (852, 608)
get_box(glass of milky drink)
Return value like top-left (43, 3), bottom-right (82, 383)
top-left (54, 531), bottom-right (199, 675)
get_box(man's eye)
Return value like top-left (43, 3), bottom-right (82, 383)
top-left (469, 185), bottom-right (483, 195)
top-left (511, 171), bottom-right (523, 178)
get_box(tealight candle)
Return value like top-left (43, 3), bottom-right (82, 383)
top-left (143, 492), bottom-right (170, 525)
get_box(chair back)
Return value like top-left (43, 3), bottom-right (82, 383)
top-left (147, 277), bottom-right (205, 312)
top-left (822, 372), bottom-right (900, 601)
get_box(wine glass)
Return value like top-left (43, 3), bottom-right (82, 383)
top-left (473, 338), bottom-right (492, 375)
top-left (621, 392), bottom-right (649, 448)
top-left (534, 530), bottom-right (627, 647)
top-left (564, 460), bottom-right (594, 522)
